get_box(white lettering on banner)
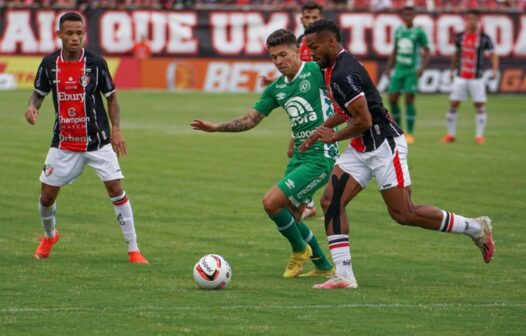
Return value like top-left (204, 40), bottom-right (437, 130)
top-left (37, 11), bottom-right (58, 53)
top-left (414, 15), bottom-right (435, 53)
top-left (340, 14), bottom-right (373, 56)
top-left (0, 11), bottom-right (38, 53)
top-left (373, 14), bottom-right (403, 56)
top-left (436, 15), bottom-right (464, 56)
top-left (203, 62), bottom-right (279, 93)
top-left (483, 15), bottom-right (513, 56)
top-left (101, 12), bottom-right (133, 53)
top-left (166, 13), bottom-right (198, 53)
top-left (377, 69), bottom-right (500, 93)
top-left (516, 16), bottom-right (526, 56)
top-left (58, 92), bottom-right (85, 102)
top-left (245, 12), bottom-right (289, 54)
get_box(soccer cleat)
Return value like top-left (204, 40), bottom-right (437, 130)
top-left (313, 274), bottom-right (359, 289)
top-left (299, 267), bottom-right (335, 278)
top-left (442, 134), bottom-right (456, 143)
top-left (33, 230), bottom-right (60, 259)
top-left (283, 245), bottom-right (312, 278)
top-left (128, 251), bottom-right (149, 264)
top-left (471, 216), bottom-right (494, 263)
top-left (404, 133), bottom-right (415, 144)
top-left (301, 205), bottom-right (317, 219)
top-left (475, 136), bottom-right (485, 144)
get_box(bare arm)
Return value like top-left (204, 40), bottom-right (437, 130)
top-left (25, 91), bottom-right (46, 125)
top-left (322, 96), bottom-right (372, 143)
top-left (417, 47), bottom-right (430, 77)
top-left (384, 46), bottom-right (397, 77)
top-left (107, 93), bottom-right (127, 158)
top-left (191, 109), bottom-right (265, 133)
top-left (450, 51), bottom-right (458, 81)
top-left (321, 111), bottom-right (347, 129)
top-left (490, 52), bottom-right (499, 79)
top-left (287, 136), bottom-right (294, 158)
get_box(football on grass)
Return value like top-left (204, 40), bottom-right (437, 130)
top-left (193, 254), bottom-right (232, 290)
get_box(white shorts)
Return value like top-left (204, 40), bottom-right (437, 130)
top-left (39, 144), bottom-right (124, 187)
top-left (449, 77), bottom-right (487, 103)
top-left (336, 135), bottom-right (411, 190)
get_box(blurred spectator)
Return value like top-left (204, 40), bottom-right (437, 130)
top-left (133, 36), bottom-right (152, 60)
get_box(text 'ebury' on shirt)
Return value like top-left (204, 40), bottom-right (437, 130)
top-left (34, 48), bottom-right (116, 152)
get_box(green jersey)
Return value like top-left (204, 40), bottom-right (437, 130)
top-left (253, 61), bottom-right (338, 160)
top-left (393, 26), bottom-right (429, 71)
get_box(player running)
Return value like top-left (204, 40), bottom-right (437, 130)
top-left (301, 20), bottom-right (494, 289)
top-left (443, 9), bottom-right (499, 145)
top-left (25, 12), bottom-right (148, 264)
top-left (192, 29), bottom-right (337, 278)
top-left (385, 6), bottom-right (430, 144)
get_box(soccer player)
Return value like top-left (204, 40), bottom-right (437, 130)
top-left (385, 6), bottom-right (430, 144)
top-left (192, 29), bottom-right (337, 278)
top-left (301, 20), bottom-right (494, 289)
top-left (443, 9), bottom-right (498, 145)
top-left (24, 12), bottom-right (148, 264)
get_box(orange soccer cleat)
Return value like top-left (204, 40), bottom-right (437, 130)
top-left (128, 250), bottom-right (149, 264)
top-left (34, 230), bottom-right (60, 259)
top-left (475, 136), bottom-right (485, 144)
top-left (442, 134), bottom-right (456, 143)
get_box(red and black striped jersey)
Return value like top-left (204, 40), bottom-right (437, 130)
top-left (324, 50), bottom-right (403, 153)
top-left (297, 34), bottom-right (312, 62)
top-left (34, 48), bottom-right (116, 152)
top-left (454, 31), bottom-right (494, 79)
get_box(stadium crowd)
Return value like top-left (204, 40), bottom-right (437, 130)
top-left (0, 0), bottom-right (524, 11)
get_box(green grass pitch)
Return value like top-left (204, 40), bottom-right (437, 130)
top-left (0, 90), bottom-right (525, 335)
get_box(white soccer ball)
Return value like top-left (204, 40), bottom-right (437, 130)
top-left (193, 254), bottom-right (232, 290)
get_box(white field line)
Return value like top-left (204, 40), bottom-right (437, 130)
top-left (1, 302), bottom-right (525, 313)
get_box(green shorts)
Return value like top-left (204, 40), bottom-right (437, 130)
top-left (388, 69), bottom-right (418, 94)
top-left (277, 154), bottom-right (334, 207)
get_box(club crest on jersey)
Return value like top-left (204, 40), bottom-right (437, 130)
top-left (299, 80), bottom-right (311, 93)
top-left (80, 75), bottom-right (90, 88)
top-left (67, 107), bottom-right (76, 117)
top-left (43, 164), bottom-right (54, 177)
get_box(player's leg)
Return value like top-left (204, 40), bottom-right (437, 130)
top-left (88, 145), bottom-right (148, 263)
top-left (444, 77), bottom-right (467, 143)
top-left (263, 186), bottom-right (312, 278)
top-left (403, 71), bottom-right (418, 143)
top-left (470, 79), bottom-right (488, 144)
top-left (34, 148), bottom-right (84, 259)
top-left (301, 200), bottom-right (317, 219)
top-left (378, 136), bottom-right (494, 263)
top-left (388, 77), bottom-right (402, 127)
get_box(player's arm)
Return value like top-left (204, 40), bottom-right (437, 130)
top-left (384, 46), bottom-right (397, 78)
top-left (490, 51), bottom-right (499, 80)
top-left (287, 136), bottom-right (295, 158)
top-left (107, 93), bottom-right (127, 158)
top-left (417, 47), bottom-right (430, 77)
top-left (191, 109), bottom-right (265, 133)
top-left (449, 51), bottom-right (458, 82)
top-left (25, 91), bottom-right (46, 125)
top-left (315, 96), bottom-right (372, 144)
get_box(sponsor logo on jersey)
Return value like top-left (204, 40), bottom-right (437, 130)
top-left (299, 72), bottom-right (312, 79)
top-left (276, 83), bottom-right (287, 89)
top-left (67, 107), bottom-right (76, 117)
top-left (59, 116), bottom-right (89, 124)
top-left (66, 76), bottom-right (76, 84)
top-left (276, 92), bottom-right (287, 100)
top-left (285, 179), bottom-right (295, 189)
top-left (58, 92), bottom-right (85, 102)
top-left (59, 134), bottom-right (88, 143)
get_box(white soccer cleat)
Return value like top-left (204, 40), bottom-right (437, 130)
top-left (312, 274), bottom-right (358, 289)
top-left (472, 216), bottom-right (494, 263)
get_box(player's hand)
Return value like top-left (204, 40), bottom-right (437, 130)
top-left (299, 131), bottom-right (320, 152)
top-left (191, 119), bottom-right (219, 132)
top-left (111, 128), bottom-right (127, 158)
top-left (25, 105), bottom-right (39, 125)
top-left (316, 126), bottom-right (337, 144)
top-left (259, 76), bottom-right (274, 87)
top-left (490, 70), bottom-right (498, 80)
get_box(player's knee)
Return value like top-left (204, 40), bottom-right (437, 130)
top-left (40, 194), bottom-right (55, 207)
top-left (105, 180), bottom-right (123, 198)
top-left (389, 208), bottom-right (417, 226)
top-left (320, 193), bottom-right (331, 212)
top-left (262, 196), bottom-right (279, 215)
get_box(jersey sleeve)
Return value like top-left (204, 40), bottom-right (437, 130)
top-left (418, 28), bottom-right (429, 49)
top-left (331, 72), bottom-right (365, 108)
top-left (33, 59), bottom-right (51, 96)
top-left (483, 34), bottom-right (495, 52)
top-left (253, 83), bottom-right (278, 116)
top-left (97, 58), bottom-right (116, 97)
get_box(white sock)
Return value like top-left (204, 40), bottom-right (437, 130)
top-left (439, 211), bottom-right (482, 238)
top-left (111, 191), bottom-right (139, 252)
top-left (39, 202), bottom-right (56, 238)
top-left (475, 108), bottom-right (487, 137)
top-left (446, 108), bottom-right (458, 136)
top-left (328, 234), bottom-right (355, 279)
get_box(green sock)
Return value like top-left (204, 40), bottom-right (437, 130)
top-left (270, 209), bottom-right (306, 252)
top-left (297, 221), bottom-right (333, 270)
top-left (406, 103), bottom-right (416, 134)
top-left (390, 103), bottom-right (401, 127)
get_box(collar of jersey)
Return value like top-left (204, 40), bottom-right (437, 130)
top-left (284, 62), bottom-right (306, 84)
top-left (59, 48), bottom-right (85, 62)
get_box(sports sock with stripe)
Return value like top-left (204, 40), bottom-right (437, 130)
top-left (111, 191), bottom-right (139, 252)
top-left (270, 209), bottom-right (306, 252)
top-left (391, 103), bottom-right (401, 127)
top-left (328, 234), bottom-right (355, 279)
top-left (439, 211), bottom-right (482, 239)
top-left (446, 107), bottom-right (458, 136)
top-left (297, 221), bottom-right (332, 270)
top-left (406, 103), bottom-right (416, 134)
top-left (39, 202), bottom-right (56, 238)
top-left (475, 107), bottom-right (487, 137)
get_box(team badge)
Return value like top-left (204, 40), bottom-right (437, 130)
top-left (299, 80), bottom-right (311, 93)
top-left (80, 75), bottom-right (90, 87)
top-left (43, 164), bottom-right (54, 177)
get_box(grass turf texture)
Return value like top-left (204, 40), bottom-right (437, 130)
top-left (0, 90), bottom-right (525, 335)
